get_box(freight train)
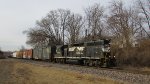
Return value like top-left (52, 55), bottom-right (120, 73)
top-left (12, 39), bottom-right (116, 67)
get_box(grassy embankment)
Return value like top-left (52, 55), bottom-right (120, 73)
top-left (0, 59), bottom-right (123, 84)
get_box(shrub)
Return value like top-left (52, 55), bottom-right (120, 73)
top-left (112, 39), bottom-right (150, 67)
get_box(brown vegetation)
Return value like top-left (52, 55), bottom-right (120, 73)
top-left (0, 59), bottom-right (122, 84)
top-left (112, 39), bottom-right (150, 67)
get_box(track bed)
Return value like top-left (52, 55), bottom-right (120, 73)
top-left (9, 58), bottom-right (150, 84)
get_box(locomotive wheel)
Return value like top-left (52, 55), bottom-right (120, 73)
top-left (78, 60), bottom-right (84, 65)
top-left (60, 59), bottom-right (62, 63)
top-left (84, 60), bottom-right (89, 66)
top-left (87, 60), bottom-right (90, 66)
top-left (100, 58), bottom-right (105, 67)
top-left (59, 59), bottom-right (61, 63)
top-left (83, 60), bottom-right (87, 66)
top-left (95, 60), bottom-right (100, 67)
top-left (62, 59), bottom-right (65, 64)
top-left (93, 60), bottom-right (97, 66)
top-left (92, 60), bottom-right (95, 66)
top-left (89, 60), bottom-right (93, 66)
top-left (63, 59), bottom-right (66, 64)
top-left (55, 59), bottom-right (58, 63)
top-left (54, 59), bottom-right (56, 63)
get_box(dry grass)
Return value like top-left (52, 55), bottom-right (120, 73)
top-left (0, 59), bottom-right (123, 84)
top-left (140, 67), bottom-right (150, 72)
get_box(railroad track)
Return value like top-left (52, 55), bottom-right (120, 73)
top-left (10, 58), bottom-right (150, 84)
top-left (10, 58), bottom-right (150, 75)
top-left (14, 58), bottom-right (150, 75)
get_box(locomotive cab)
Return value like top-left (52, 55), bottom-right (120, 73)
top-left (103, 39), bottom-right (116, 67)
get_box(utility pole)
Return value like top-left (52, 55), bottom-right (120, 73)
top-left (85, 29), bottom-right (87, 42)
top-left (63, 22), bottom-right (65, 45)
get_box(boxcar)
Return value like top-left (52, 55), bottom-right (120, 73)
top-left (12, 52), bottom-right (17, 58)
top-left (25, 49), bottom-right (33, 59)
top-left (42, 47), bottom-right (51, 60)
top-left (0, 51), bottom-right (4, 59)
top-left (16, 51), bottom-right (23, 59)
top-left (27, 49), bottom-right (33, 59)
top-left (33, 47), bottom-right (42, 60)
top-left (33, 46), bottom-right (51, 60)
top-left (23, 50), bottom-right (28, 59)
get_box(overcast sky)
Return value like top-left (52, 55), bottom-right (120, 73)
top-left (0, 0), bottom-right (133, 51)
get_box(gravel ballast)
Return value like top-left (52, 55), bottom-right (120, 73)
top-left (17, 59), bottom-right (150, 84)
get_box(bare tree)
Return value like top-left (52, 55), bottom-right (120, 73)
top-left (66, 14), bottom-right (84, 44)
top-left (85, 3), bottom-right (105, 40)
top-left (25, 9), bottom-right (71, 47)
top-left (107, 1), bottom-right (141, 48)
top-left (57, 9), bottom-right (71, 44)
top-left (137, 0), bottom-right (150, 38)
top-left (25, 28), bottom-right (49, 47)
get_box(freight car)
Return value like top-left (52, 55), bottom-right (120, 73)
top-left (0, 50), bottom-right (5, 59)
top-left (23, 49), bottom-right (33, 59)
top-left (16, 51), bottom-right (23, 59)
top-left (33, 46), bottom-right (51, 60)
top-left (12, 52), bottom-right (17, 58)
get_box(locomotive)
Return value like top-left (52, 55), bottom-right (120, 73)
top-left (13, 39), bottom-right (116, 67)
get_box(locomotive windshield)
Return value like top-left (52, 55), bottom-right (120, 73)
top-left (86, 40), bottom-right (104, 46)
top-left (104, 39), bottom-right (111, 45)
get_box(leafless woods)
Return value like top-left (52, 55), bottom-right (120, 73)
top-left (25, 0), bottom-right (150, 67)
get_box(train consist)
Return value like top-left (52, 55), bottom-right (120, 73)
top-left (12, 39), bottom-right (116, 67)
